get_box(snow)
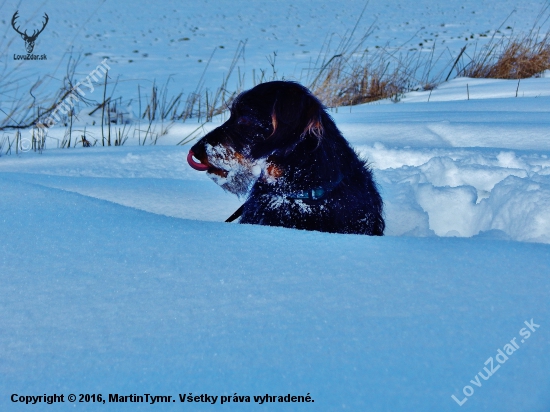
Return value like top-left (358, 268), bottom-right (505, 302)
top-left (1, 177), bottom-right (549, 411)
top-left (1, 0), bottom-right (550, 410)
top-left (2, 0), bottom-right (550, 100)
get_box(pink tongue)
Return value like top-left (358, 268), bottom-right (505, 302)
top-left (187, 150), bottom-right (209, 171)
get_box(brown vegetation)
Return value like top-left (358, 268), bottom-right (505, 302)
top-left (462, 32), bottom-right (550, 79)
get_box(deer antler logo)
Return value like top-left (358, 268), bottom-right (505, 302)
top-left (11, 11), bottom-right (49, 54)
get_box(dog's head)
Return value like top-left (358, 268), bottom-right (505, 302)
top-left (188, 81), bottom-right (326, 196)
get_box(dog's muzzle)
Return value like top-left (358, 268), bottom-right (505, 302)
top-left (187, 150), bottom-right (209, 171)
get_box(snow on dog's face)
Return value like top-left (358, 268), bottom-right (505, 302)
top-left (187, 100), bottom-right (272, 196)
top-left (202, 143), bottom-right (264, 196)
top-left (188, 82), bottom-right (325, 196)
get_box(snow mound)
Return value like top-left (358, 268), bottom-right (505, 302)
top-left (367, 146), bottom-right (550, 242)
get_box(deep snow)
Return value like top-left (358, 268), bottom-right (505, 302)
top-left (1, 176), bottom-right (549, 411)
top-left (1, 0), bottom-right (550, 411)
top-left (1, 77), bottom-right (549, 411)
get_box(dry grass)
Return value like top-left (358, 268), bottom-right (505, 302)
top-left (136, 40), bottom-right (246, 126)
top-left (305, 7), bottom-right (447, 107)
top-left (458, 7), bottom-right (550, 79)
top-left (309, 24), bottom-right (550, 107)
top-left (462, 32), bottom-right (550, 79)
top-left (309, 47), bottom-right (441, 106)
top-left (2, 9), bottom-right (550, 155)
top-left (0, 56), bottom-right (87, 131)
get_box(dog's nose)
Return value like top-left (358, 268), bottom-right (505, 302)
top-left (187, 150), bottom-right (209, 171)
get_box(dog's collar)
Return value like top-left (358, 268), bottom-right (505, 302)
top-left (226, 173), bottom-right (344, 222)
top-left (286, 187), bottom-right (327, 201)
top-left (226, 204), bottom-right (245, 223)
top-left (286, 173), bottom-right (343, 202)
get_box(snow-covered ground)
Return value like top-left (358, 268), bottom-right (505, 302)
top-left (1, 1), bottom-right (550, 411)
top-left (2, 0), bottom-right (550, 100)
top-left (1, 76), bottom-right (549, 411)
top-left (1, 179), bottom-right (549, 411)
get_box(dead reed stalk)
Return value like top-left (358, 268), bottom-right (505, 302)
top-left (462, 32), bottom-right (550, 79)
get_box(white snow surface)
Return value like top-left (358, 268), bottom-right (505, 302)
top-left (1, 77), bottom-right (550, 412)
top-left (2, 0), bottom-right (550, 100)
top-left (1, 0), bottom-right (550, 411)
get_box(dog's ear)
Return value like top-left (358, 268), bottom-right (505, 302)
top-left (251, 84), bottom-right (326, 158)
top-left (271, 87), bottom-right (325, 140)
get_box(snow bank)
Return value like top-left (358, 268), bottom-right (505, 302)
top-left (1, 176), bottom-right (549, 411)
top-left (342, 88), bottom-right (550, 243)
top-left (370, 147), bottom-right (550, 242)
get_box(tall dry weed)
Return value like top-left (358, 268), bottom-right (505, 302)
top-left (463, 33), bottom-right (550, 79)
top-left (306, 6), bottom-right (447, 107)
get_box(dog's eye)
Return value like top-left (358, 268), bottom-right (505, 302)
top-left (236, 115), bottom-right (254, 126)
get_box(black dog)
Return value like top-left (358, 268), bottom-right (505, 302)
top-left (188, 81), bottom-right (384, 235)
